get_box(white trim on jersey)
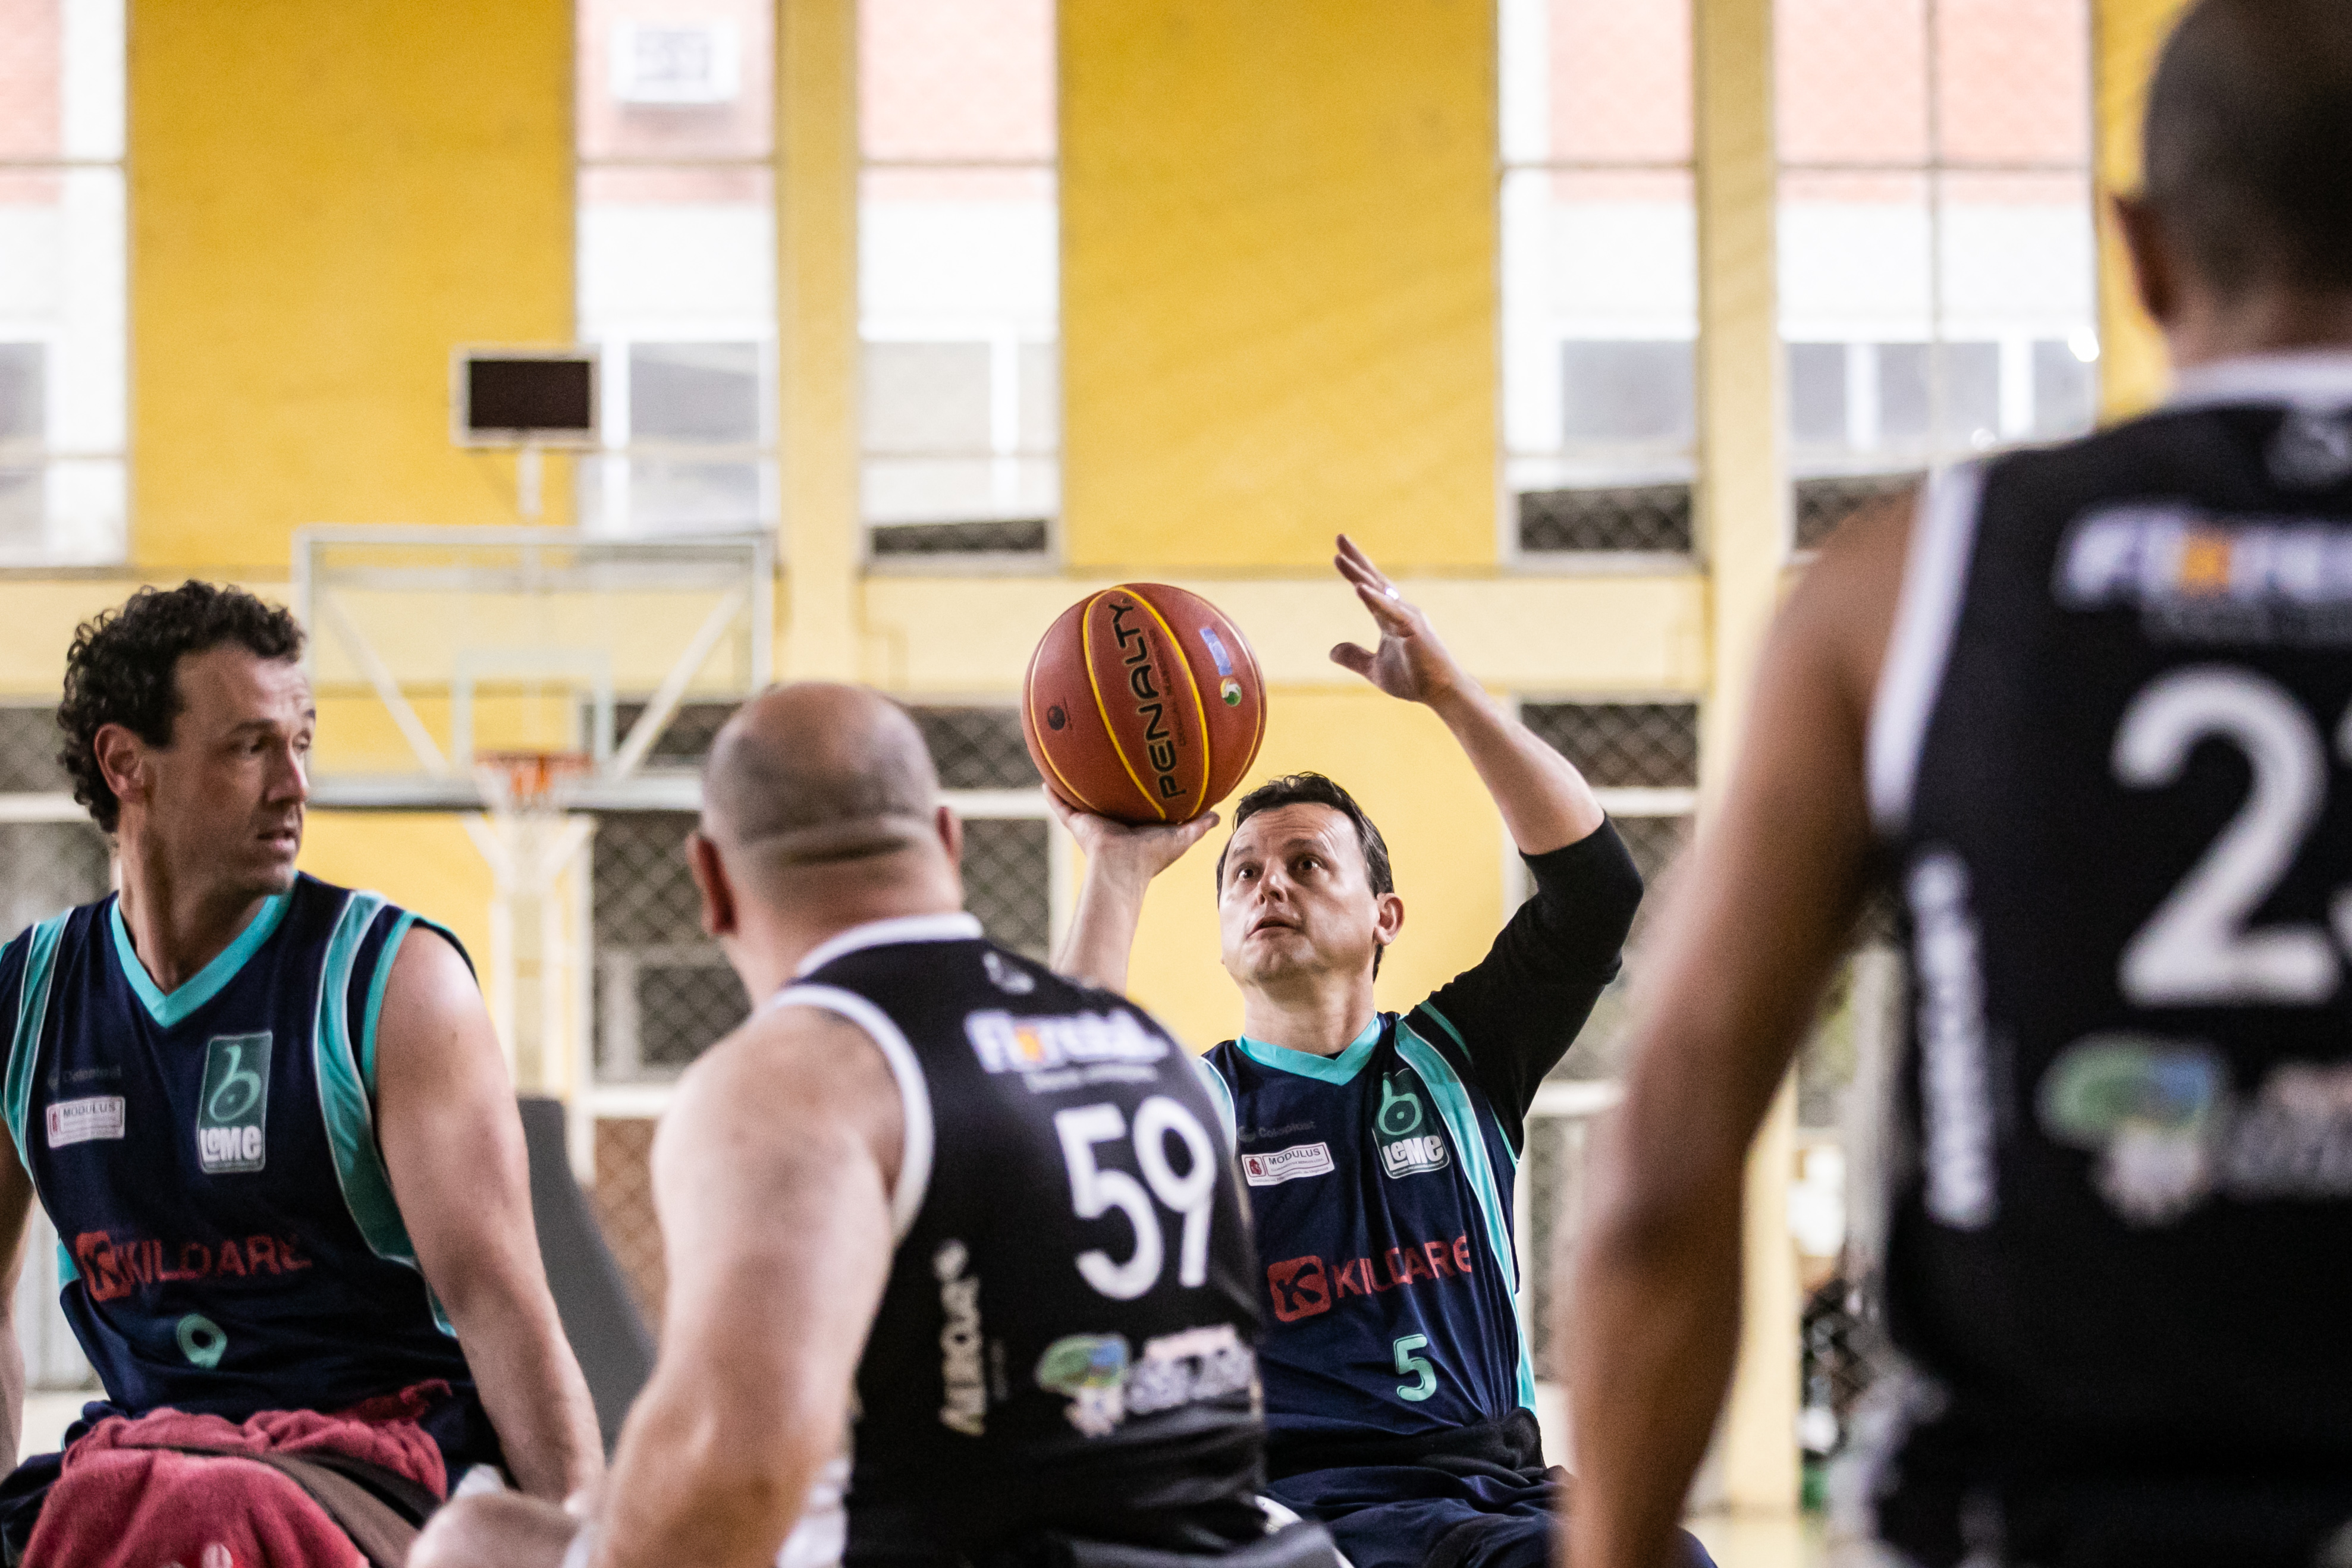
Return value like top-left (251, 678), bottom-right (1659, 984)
top-left (2166, 350), bottom-right (2352, 412)
top-left (791, 913), bottom-right (985, 978)
top-left (1867, 461), bottom-right (1987, 835)
top-left (769, 983), bottom-right (937, 1242)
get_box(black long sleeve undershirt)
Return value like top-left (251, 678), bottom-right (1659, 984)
top-left (1406, 817), bottom-right (1644, 1155)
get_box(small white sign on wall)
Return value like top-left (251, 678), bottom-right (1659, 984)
top-left (612, 20), bottom-right (740, 106)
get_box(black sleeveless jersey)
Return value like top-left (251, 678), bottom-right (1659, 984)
top-left (776, 914), bottom-right (1265, 1566)
top-left (1861, 354), bottom-right (2352, 1562)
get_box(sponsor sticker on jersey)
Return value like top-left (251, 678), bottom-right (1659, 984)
top-left (196, 1033), bottom-right (270, 1174)
top-left (934, 1240), bottom-right (987, 1436)
top-left (45, 1095), bottom-right (124, 1148)
top-left (1374, 1071), bottom-right (1449, 1178)
top-left (1241, 1141), bottom-right (1333, 1186)
top-left (1037, 1324), bottom-right (1255, 1438)
top-left (963, 1009), bottom-right (1169, 1076)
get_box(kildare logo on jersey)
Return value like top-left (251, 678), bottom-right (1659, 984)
top-left (197, 1033), bottom-right (270, 1175)
top-left (1376, 1071), bottom-right (1449, 1178)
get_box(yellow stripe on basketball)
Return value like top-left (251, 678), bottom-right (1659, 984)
top-left (1129, 588), bottom-right (1213, 809)
top-left (1025, 642), bottom-right (1110, 816)
top-left (1080, 590), bottom-right (1168, 821)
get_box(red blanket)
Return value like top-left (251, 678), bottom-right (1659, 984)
top-left (23, 1385), bottom-right (449, 1568)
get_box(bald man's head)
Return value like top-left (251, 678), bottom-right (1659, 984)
top-left (701, 684), bottom-right (941, 879)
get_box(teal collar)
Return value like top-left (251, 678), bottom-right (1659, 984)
top-left (1233, 1014), bottom-right (1386, 1083)
top-left (111, 892), bottom-right (290, 1029)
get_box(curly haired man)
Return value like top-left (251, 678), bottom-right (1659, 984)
top-left (0, 582), bottom-right (599, 1556)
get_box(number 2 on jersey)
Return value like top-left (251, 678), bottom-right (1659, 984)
top-left (2113, 665), bottom-right (2352, 1004)
top-left (1054, 1097), bottom-right (1217, 1300)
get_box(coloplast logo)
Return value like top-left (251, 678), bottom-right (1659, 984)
top-left (196, 1033), bottom-right (271, 1175)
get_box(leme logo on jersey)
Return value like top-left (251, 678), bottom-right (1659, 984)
top-left (1376, 1072), bottom-right (1449, 1178)
top-left (1240, 1142), bottom-right (1333, 1187)
top-left (45, 1095), bottom-right (125, 1148)
top-left (964, 1009), bottom-right (1168, 1076)
top-left (196, 1033), bottom-right (270, 1175)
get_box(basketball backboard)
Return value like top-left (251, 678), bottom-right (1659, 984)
top-left (294, 525), bottom-right (771, 813)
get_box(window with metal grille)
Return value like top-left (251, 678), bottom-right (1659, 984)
top-left (1517, 482), bottom-right (1692, 555)
top-left (1499, 0), bottom-right (1697, 560)
top-left (859, 0), bottom-right (1059, 554)
top-left (1518, 702), bottom-right (1701, 1085)
top-left (909, 705), bottom-right (1037, 790)
top-left (1519, 702), bottom-right (1700, 790)
top-left (575, 0), bottom-right (778, 538)
top-left (1795, 470), bottom-right (1920, 551)
top-left (592, 812), bottom-right (742, 1080)
top-left (1778, 0), bottom-right (2097, 542)
top-left (2, 0), bottom-right (127, 562)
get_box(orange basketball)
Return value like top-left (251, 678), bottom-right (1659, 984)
top-left (1022, 583), bottom-right (1267, 825)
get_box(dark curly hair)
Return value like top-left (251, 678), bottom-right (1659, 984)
top-left (58, 583), bottom-right (304, 833)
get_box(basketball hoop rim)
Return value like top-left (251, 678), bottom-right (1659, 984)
top-left (472, 749), bottom-right (596, 812)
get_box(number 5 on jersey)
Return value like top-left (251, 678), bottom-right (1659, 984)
top-left (1054, 1098), bottom-right (1217, 1301)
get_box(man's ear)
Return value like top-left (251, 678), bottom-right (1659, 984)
top-left (935, 802), bottom-right (963, 865)
top-left (91, 724), bottom-right (146, 819)
top-left (2112, 191), bottom-right (2179, 332)
top-left (686, 830), bottom-right (739, 939)
top-left (1374, 891), bottom-right (1405, 948)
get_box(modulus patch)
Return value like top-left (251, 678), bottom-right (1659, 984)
top-left (197, 1033), bottom-right (271, 1174)
top-left (45, 1095), bottom-right (124, 1148)
top-left (1241, 1142), bottom-right (1333, 1187)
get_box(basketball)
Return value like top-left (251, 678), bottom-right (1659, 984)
top-left (1022, 583), bottom-right (1267, 825)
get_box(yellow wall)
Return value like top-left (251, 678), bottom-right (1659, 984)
top-left (130, 0), bottom-right (576, 570)
top-left (300, 812), bottom-right (496, 973)
top-left (2093, 0), bottom-right (2192, 421)
top-left (1059, 0), bottom-right (1499, 571)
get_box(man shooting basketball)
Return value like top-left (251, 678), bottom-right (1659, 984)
top-left (0, 583), bottom-right (599, 1551)
top-left (1056, 539), bottom-right (1709, 1568)
top-left (1567, 3), bottom-right (2352, 1563)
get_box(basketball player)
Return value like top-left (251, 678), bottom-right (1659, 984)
top-left (413, 683), bottom-right (1327, 1568)
top-left (0, 583), bottom-right (599, 1551)
top-left (1056, 539), bottom-right (1711, 1568)
top-left (1566, 4), bottom-right (2352, 1563)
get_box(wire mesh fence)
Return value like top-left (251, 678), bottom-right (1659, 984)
top-left (910, 705), bottom-right (1039, 789)
top-left (0, 705), bottom-right (68, 793)
top-left (1795, 471), bottom-right (1922, 551)
top-left (592, 1118), bottom-right (664, 1330)
top-left (1516, 483), bottom-right (1694, 555)
top-left (1521, 702), bottom-right (1700, 789)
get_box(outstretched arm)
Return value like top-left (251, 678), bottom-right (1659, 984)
top-left (594, 1007), bottom-right (901, 1568)
top-left (1565, 499), bottom-right (1907, 1567)
top-left (1329, 536), bottom-right (1603, 854)
top-left (375, 928), bottom-right (602, 1500)
top-left (1048, 800), bottom-right (1220, 993)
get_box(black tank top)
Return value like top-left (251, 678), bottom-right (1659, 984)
top-left (1862, 354), bottom-right (2352, 1563)
top-left (777, 914), bottom-right (1265, 1566)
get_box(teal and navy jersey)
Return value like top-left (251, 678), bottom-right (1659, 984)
top-left (0, 874), bottom-right (481, 1431)
top-left (1197, 823), bottom-right (1641, 1471)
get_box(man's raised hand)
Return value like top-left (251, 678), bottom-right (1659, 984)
top-left (1329, 535), bottom-right (1470, 707)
